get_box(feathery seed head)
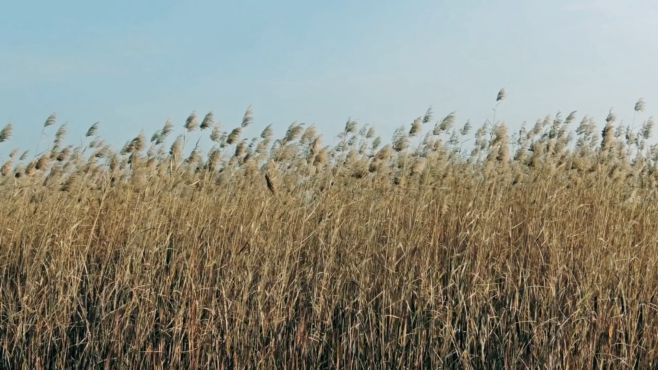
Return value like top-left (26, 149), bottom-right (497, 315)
top-left (241, 106), bottom-right (253, 127)
top-left (25, 161), bottom-right (37, 176)
top-left (0, 160), bottom-right (12, 176)
top-left (234, 140), bottom-right (247, 158)
top-left (35, 155), bottom-right (50, 170)
top-left (86, 122), bottom-right (99, 137)
top-left (170, 135), bottom-right (184, 160)
top-left (130, 133), bottom-right (146, 153)
top-left (210, 126), bottom-right (222, 143)
top-left (565, 111), bottom-right (577, 124)
top-left (409, 118), bottom-right (422, 137)
top-left (207, 148), bottom-right (222, 171)
top-left (260, 124), bottom-right (273, 140)
top-left (44, 113), bottom-right (57, 127)
top-left (151, 130), bottom-right (162, 144)
top-left (461, 121), bottom-right (472, 136)
top-left (227, 128), bottom-right (241, 145)
top-left (184, 112), bottom-right (199, 132)
top-left (491, 123), bottom-right (510, 163)
top-left (161, 120), bottom-right (174, 138)
top-left (54, 124), bottom-right (67, 147)
top-left (422, 107), bottom-right (433, 124)
top-left (200, 112), bottom-right (215, 130)
top-left (344, 119), bottom-right (358, 134)
top-left (393, 128), bottom-right (409, 152)
top-left (435, 112), bottom-right (455, 134)
top-left (313, 148), bottom-right (328, 166)
top-left (606, 110), bottom-right (616, 124)
top-left (496, 88), bottom-right (506, 102)
top-left (0, 123), bottom-right (13, 143)
top-left (310, 137), bottom-right (322, 156)
top-left (186, 146), bottom-right (202, 166)
top-left (602, 121), bottom-right (616, 151)
top-left (635, 98), bottom-right (646, 112)
top-left (376, 144), bottom-right (393, 161)
top-left (301, 126), bottom-right (317, 144)
top-left (284, 122), bottom-right (304, 143)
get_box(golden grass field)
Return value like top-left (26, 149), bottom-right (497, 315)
top-left (2, 99), bottom-right (658, 368)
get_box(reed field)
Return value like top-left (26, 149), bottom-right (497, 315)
top-left (2, 95), bottom-right (658, 368)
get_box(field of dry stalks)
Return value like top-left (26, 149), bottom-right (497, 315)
top-left (2, 97), bottom-right (658, 368)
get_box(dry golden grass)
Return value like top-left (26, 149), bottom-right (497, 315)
top-left (1, 104), bottom-right (658, 368)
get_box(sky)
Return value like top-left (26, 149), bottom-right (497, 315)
top-left (2, 0), bottom-right (658, 153)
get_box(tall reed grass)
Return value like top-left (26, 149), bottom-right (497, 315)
top-left (1, 98), bottom-right (658, 368)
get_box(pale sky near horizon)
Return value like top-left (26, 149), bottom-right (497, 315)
top-left (2, 0), bottom-right (658, 153)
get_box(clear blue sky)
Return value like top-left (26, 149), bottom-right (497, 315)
top-left (2, 0), bottom-right (658, 152)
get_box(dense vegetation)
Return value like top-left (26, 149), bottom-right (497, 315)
top-left (1, 95), bottom-right (658, 368)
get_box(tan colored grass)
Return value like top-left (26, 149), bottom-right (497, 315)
top-left (0, 105), bottom-right (658, 368)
